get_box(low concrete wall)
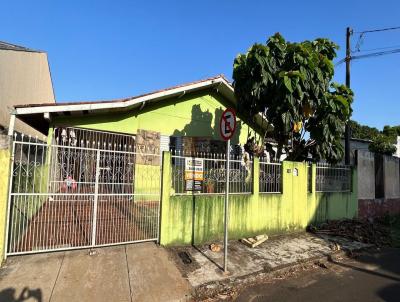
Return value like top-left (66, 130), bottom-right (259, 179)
top-left (356, 152), bottom-right (400, 219)
top-left (160, 153), bottom-right (358, 246)
top-left (357, 150), bottom-right (375, 199)
top-left (359, 198), bottom-right (400, 219)
top-left (383, 155), bottom-right (400, 199)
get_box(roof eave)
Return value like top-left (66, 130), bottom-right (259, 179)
top-left (13, 76), bottom-right (234, 116)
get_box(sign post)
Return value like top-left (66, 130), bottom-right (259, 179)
top-left (219, 108), bottom-right (236, 274)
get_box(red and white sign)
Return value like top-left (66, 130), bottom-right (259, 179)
top-left (219, 108), bottom-right (237, 141)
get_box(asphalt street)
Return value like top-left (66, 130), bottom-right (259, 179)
top-left (235, 248), bottom-right (400, 302)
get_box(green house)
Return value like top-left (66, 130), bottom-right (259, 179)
top-left (2, 75), bottom-right (357, 257)
top-left (13, 75), bottom-right (266, 150)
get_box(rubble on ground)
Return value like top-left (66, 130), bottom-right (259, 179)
top-left (307, 219), bottom-right (391, 247)
top-left (241, 234), bottom-right (269, 248)
top-left (209, 243), bottom-right (221, 252)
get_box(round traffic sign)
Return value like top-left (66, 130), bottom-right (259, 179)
top-left (219, 108), bottom-right (237, 141)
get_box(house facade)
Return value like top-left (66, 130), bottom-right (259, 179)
top-left (0, 76), bottom-right (357, 260)
top-left (11, 75), bottom-right (266, 151)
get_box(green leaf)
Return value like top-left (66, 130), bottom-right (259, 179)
top-left (283, 76), bottom-right (293, 93)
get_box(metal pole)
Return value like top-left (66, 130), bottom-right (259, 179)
top-left (345, 27), bottom-right (352, 165)
top-left (92, 150), bottom-right (100, 246)
top-left (223, 139), bottom-right (230, 273)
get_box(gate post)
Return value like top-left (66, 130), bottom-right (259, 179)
top-left (159, 151), bottom-right (171, 245)
top-left (0, 134), bottom-right (12, 263)
top-left (91, 150), bottom-right (101, 246)
top-left (252, 157), bottom-right (260, 195)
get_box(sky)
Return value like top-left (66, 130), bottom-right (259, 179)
top-left (1, 1), bottom-right (399, 130)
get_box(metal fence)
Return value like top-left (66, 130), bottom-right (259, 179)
top-left (259, 160), bottom-right (282, 193)
top-left (315, 163), bottom-right (352, 192)
top-left (6, 133), bottom-right (161, 255)
top-left (171, 151), bottom-right (253, 195)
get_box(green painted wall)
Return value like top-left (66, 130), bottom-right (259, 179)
top-left (51, 91), bottom-right (262, 203)
top-left (0, 148), bottom-right (11, 262)
top-left (160, 156), bottom-right (358, 246)
top-left (133, 164), bottom-right (161, 202)
top-left (51, 91), bottom-right (260, 146)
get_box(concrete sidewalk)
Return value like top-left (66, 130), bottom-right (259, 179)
top-left (168, 232), bottom-right (371, 296)
top-left (0, 243), bottom-right (190, 302)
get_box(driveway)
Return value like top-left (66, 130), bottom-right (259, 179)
top-left (235, 247), bottom-right (400, 302)
top-left (0, 243), bottom-right (190, 302)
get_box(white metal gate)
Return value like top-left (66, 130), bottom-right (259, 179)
top-left (6, 133), bottom-right (161, 255)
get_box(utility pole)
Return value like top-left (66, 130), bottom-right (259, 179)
top-left (344, 27), bottom-right (352, 165)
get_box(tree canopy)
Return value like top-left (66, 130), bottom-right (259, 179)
top-left (349, 120), bottom-right (399, 155)
top-left (233, 33), bottom-right (353, 163)
top-left (382, 125), bottom-right (400, 144)
top-left (368, 135), bottom-right (397, 155)
top-left (349, 120), bottom-right (380, 141)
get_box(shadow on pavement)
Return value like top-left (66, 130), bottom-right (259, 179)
top-left (331, 247), bottom-right (400, 302)
top-left (328, 254), bottom-right (400, 282)
top-left (0, 287), bottom-right (42, 302)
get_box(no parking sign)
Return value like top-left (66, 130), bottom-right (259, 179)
top-left (219, 108), bottom-right (237, 141)
top-left (219, 107), bottom-right (237, 273)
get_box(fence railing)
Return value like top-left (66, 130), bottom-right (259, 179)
top-left (170, 151), bottom-right (253, 195)
top-left (316, 163), bottom-right (352, 192)
top-left (259, 160), bottom-right (282, 193)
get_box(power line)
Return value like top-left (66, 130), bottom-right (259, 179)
top-left (354, 26), bottom-right (400, 52)
top-left (335, 58), bottom-right (346, 67)
top-left (354, 26), bottom-right (400, 34)
top-left (335, 48), bottom-right (400, 66)
top-left (352, 44), bottom-right (400, 53)
top-left (335, 26), bottom-right (400, 66)
top-left (352, 48), bottom-right (400, 60)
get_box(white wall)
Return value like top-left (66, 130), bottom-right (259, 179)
top-left (395, 136), bottom-right (400, 158)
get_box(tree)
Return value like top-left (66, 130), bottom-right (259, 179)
top-left (233, 33), bottom-right (354, 163)
top-left (369, 135), bottom-right (397, 155)
top-left (349, 120), bottom-right (380, 140)
top-left (382, 125), bottom-right (400, 143)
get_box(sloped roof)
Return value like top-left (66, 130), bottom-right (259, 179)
top-left (0, 41), bottom-right (43, 53)
top-left (12, 75), bottom-right (270, 135)
top-left (14, 75), bottom-right (232, 110)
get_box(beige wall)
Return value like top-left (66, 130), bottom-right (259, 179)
top-left (0, 49), bottom-right (55, 137)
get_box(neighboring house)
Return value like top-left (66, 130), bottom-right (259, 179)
top-left (0, 41), bottom-right (55, 139)
top-left (341, 137), bottom-right (372, 165)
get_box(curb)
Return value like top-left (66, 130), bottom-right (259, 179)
top-left (191, 244), bottom-right (373, 300)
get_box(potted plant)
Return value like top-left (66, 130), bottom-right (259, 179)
top-left (204, 178), bottom-right (215, 193)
